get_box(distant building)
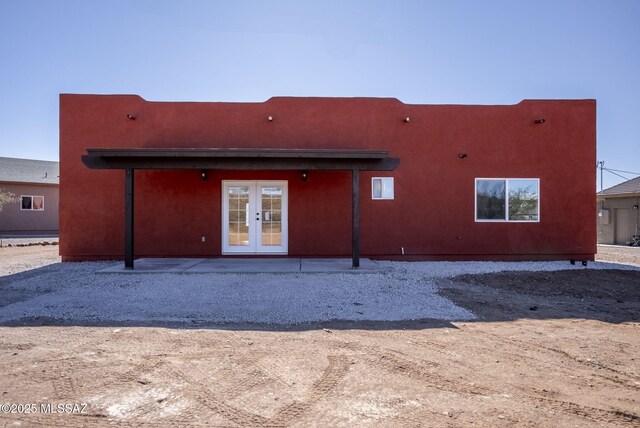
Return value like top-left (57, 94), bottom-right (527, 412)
top-left (597, 177), bottom-right (640, 245)
top-left (0, 157), bottom-right (59, 236)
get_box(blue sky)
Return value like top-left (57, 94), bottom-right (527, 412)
top-left (1, 0), bottom-right (638, 189)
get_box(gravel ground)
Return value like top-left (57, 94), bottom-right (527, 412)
top-left (1, 257), bottom-right (638, 326)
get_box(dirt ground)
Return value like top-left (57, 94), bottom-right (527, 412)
top-left (0, 245), bottom-right (639, 427)
top-left (0, 245), bottom-right (61, 277)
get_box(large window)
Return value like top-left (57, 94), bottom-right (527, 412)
top-left (475, 179), bottom-right (539, 222)
top-left (21, 195), bottom-right (44, 211)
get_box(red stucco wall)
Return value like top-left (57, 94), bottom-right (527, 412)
top-left (59, 94), bottom-right (596, 261)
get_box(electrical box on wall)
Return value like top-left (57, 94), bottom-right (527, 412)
top-left (598, 209), bottom-right (610, 224)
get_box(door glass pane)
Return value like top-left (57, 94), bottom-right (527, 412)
top-left (228, 186), bottom-right (250, 246)
top-left (261, 186), bottom-right (282, 246)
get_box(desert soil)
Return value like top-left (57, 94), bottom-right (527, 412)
top-left (0, 245), bottom-right (639, 427)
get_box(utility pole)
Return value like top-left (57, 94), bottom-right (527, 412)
top-left (597, 161), bottom-right (604, 192)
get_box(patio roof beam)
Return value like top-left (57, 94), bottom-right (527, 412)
top-left (82, 156), bottom-right (399, 171)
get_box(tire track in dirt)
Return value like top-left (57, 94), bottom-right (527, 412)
top-left (67, 347), bottom-right (280, 425)
top-left (114, 361), bottom-right (222, 427)
top-left (252, 355), bottom-right (304, 389)
top-left (67, 360), bottom-right (197, 425)
top-left (52, 376), bottom-right (76, 400)
top-left (373, 346), bottom-right (640, 426)
top-left (190, 334), bottom-right (287, 402)
top-left (267, 354), bottom-right (351, 427)
top-left (459, 332), bottom-right (640, 425)
top-left (123, 360), bottom-right (174, 384)
top-left (32, 355), bottom-right (81, 364)
top-left (0, 342), bottom-right (36, 351)
top-left (330, 337), bottom-right (640, 426)
top-left (222, 368), bottom-right (276, 400)
top-left (473, 330), bottom-right (640, 390)
top-left (405, 330), bottom-right (638, 395)
top-left (41, 357), bottom-right (165, 401)
top-left (361, 350), bottom-right (490, 396)
top-left (348, 330), bottom-right (470, 362)
top-left (190, 349), bottom-right (289, 402)
top-left (161, 352), bottom-right (273, 426)
top-left (330, 340), bottom-right (492, 396)
top-left (183, 387), bottom-right (270, 427)
top-left (164, 361), bottom-right (271, 426)
top-left (161, 353), bottom-right (351, 427)
top-left (0, 413), bottom-right (206, 427)
top-left (527, 396), bottom-right (640, 426)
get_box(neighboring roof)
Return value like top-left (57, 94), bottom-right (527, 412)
top-left (598, 176), bottom-right (640, 197)
top-left (0, 157), bottom-right (59, 185)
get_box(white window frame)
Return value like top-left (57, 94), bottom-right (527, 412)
top-left (371, 177), bottom-right (394, 200)
top-left (20, 195), bottom-right (45, 211)
top-left (474, 178), bottom-right (540, 222)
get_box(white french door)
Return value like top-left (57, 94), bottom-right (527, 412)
top-left (222, 181), bottom-right (288, 254)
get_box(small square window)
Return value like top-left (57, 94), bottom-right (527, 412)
top-left (372, 177), bottom-right (394, 200)
top-left (20, 195), bottom-right (44, 211)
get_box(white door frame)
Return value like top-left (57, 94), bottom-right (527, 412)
top-left (222, 180), bottom-right (288, 254)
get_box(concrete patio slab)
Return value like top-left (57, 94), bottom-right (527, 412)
top-left (96, 258), bottom-right (382, 274)
top-left (98, 258), bottom-right (204, 274)
top-left (184, 258), bottom-right (301, 273)
top-left (300, 258), bottom-right (380, 273)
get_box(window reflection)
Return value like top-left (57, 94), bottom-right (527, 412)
top-left (476, 179), bottom-right (539, 222)
top-left (476, 179), bottom-right (506, 220)
top-left (228, 186), bottom-right (250, 245)
top-left (21, 196), bottom-right (32, 210)
top-left (508, 180), bottom-right (539, 221)
top-left (261, 187), bottom-right (282, 246)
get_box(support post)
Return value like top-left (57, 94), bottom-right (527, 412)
top-left (124, 168), bottom-right (134, 269)
top-left (352, 169), bottom-right (360, 268)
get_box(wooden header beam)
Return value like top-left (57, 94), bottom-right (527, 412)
top-left (86, 147), bottom-right (392, 158)
top-left (82, 148), bottom-right (399, 171)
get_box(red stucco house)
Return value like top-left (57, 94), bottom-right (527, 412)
top-left (59, 94), bottom-right (596, 268)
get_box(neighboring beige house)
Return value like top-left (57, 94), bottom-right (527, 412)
top-left (0, 157), bottom-right (59, 236)
top-left (597, 176), bottom-right (640, 246)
